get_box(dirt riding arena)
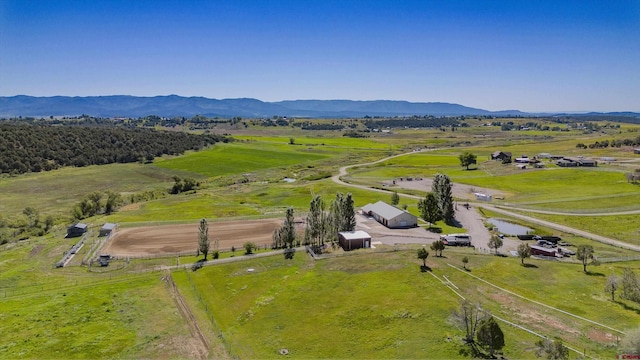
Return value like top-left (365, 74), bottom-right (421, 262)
top-left (102, 219), bottom-right (284, 257)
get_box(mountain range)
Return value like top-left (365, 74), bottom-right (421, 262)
top-left (0, 95), bottom-right (528, 118)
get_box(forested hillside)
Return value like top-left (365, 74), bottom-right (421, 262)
top-left (0, 124), bottom-right (228, 174)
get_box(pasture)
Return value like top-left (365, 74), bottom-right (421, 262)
top-left (2, 118), bottom-right (640, 358)
top-left (173, 248), bottom-right (640, 359)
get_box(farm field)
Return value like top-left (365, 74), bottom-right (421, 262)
top-left (104, 219), bottom-right (285, 257)
top-left (2, 118), bottom-right (640, 359)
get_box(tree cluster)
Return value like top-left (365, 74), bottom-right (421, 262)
top-left (0, 123), bottom-right (227, 175)
top-left (581, 135), bottom-right (640, 149)
top-left (301, 193), bottom-right (355, 250)
top-left (272, 207), bottom-right (297, 250)
top-left (363, 117), bottom-right (460, 129)
top-left (171, 176), bottom-right (200, 194)
top-left (450, 300), bottom-right (505, 357)
top-left (72, 191), bottom-right (122, 220)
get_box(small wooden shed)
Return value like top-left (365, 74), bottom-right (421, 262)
top-left (66, 223), bottom-right (88, 238)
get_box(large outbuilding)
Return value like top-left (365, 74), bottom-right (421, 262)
top-left (361, 201), bottom-right (418, 228)
top-left (66, 223), bottom-right (88, 238)
top-left (338, 230), bottom-right (372, 251)
top-left (99, 223), bottom-right (117, 237)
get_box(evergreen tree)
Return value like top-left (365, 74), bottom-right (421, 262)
top-left (197, 219), bottom-right (210, 260)
top-left (476, 316), bottom-right (505, 357)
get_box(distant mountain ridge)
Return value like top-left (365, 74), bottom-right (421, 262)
top-left (0, 95), bottom-right (529, 118)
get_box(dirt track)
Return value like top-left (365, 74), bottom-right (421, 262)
top-left (103, 219), bottom-right (284, 256)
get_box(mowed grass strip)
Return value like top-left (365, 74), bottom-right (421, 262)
top-left (154, 142), bottom-right (330, 177)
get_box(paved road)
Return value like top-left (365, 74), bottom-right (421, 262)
top-left (332, 150), bottom-right (640, 253)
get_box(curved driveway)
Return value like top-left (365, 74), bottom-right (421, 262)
top-left (333, 150), bottom-right (640, 253)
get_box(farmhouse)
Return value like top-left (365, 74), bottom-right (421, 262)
top-left (66, 223), bottom-right (88, 238)
top-left (635, 148), bottom-right (640, 154)
top-left (338, 230), bottom-right (372, 251)
top-left (491, 151), bottom-right (512, 162)
top-left (361, 201), bottom-right (417, 228)
top-left (99, 223), bottom-right (117, 237)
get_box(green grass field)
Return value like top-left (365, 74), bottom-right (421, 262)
top-left (173, 249), bottom-right (640, 358)
top-left (2, 120), bottom-right (640, 358)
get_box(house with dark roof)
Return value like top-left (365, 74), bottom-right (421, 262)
top-left (491, 151), bottom-right (512, 162)
top-left (361, 201), bottom-right (417, 228)
top-left (66, 223), bottom-right (88, 238)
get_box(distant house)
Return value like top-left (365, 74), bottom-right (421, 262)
top-left (579, 158), bottom-right (597, 167)
top-left (338, 231), bottom-right (372, 251)
top-left (66, 223), bottom-right (88, 238)
top-left (556, 159), bottom-right (578, 167)
top-left (99, 223), bottom-right (117, 237)
top-left (634, 149), bottom-right (640, 154)
top-left (559, 157), bottom-right (597, 167)
top-left (361, 201), bottom-right (417, 228)
top-left (491, 151), bottom-right (512, 162)
top-left (515, 156), bottom-right (530, 164)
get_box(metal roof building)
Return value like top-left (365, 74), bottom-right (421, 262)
top-left (361, 201), bottom-right (417, 229)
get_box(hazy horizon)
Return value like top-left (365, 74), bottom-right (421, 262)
top-left (1, 0), bottom-right (639, 113)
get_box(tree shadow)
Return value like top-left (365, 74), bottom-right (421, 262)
top-left (191, 259), bottom-right (206, 272)
top-left (427, 226), bottom-right (443, 233)
top-left (420, 265), bottom-right (432, 272)
top-left (614, 300), bottom-right (640, 315)
top-left (586, 271), bottom-right (605, 277)
top-left (521, 263), bottom-right (538, 268)
top-left (284, 248), bottom-right (296, 260)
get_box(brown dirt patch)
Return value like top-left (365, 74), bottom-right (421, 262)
top-left (29, 244), bottom-right (45, 257)
top-left (102, 219), bottom-right (282, 257)
top-left (119, 203), bottom-right (141, 212)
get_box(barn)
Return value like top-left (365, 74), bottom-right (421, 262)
top-left (338, 231), bottom-right (372, 251)
top-left (66, 223), bottom-right (88, 238)
top-left (361, 201), bottom-right (418, 228)
top-left (530, 245), bottom-right (557, 257)
top-left (99, 223), bottom-right (117, 237)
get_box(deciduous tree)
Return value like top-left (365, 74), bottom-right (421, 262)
top-left (462, 256), bottom-right (469, 269)
top-left (450, 299), bottom-right (486, 344)
top-left (430, 239), bottom-right (445, 257)
top-left (417, 247), bottom-right (429, 267)
top-left (535, 338), bottom-right (569, 360)
top-left (432, 174), bottom-right (455, 225)
top-left (605, 275), bottom-right (619, 301)
top-left (391, 191), bottom-right (400, 205)
top-left (576, 245), bottom-right (596, 273)
top-left (487, 234), bottom-right (503, 255)
top-left (418, 192), bottom-right (441, 227)
top-left (459, 152), bottom-right (477, 170)
top-left (517, 243), bottom-right (531, 265)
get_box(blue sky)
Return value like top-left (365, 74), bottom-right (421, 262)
top-left (1, 0), bottom-right (639, 112)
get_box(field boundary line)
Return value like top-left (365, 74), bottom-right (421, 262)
top-left (446, 263), bottom-right (625, 335)
top-left (441, 271), bottom-right (596, 359)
